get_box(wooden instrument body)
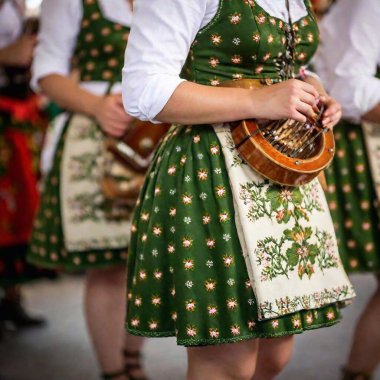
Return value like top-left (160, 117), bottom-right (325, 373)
top-left (102, 121), bottom-right (169, 204)
top-left (231, 119), bottom-right (335, 186)
top-left (105, 121), bottom-right (170, 173)
top-left (222, 79), bottom-right (335, 186)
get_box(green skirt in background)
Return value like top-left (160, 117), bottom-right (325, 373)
top-left (325, 120), bottom-right (380, 273)
top-left (28, 116), bottom-right (129, 272)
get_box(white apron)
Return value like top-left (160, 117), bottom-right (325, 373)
top-left (214, 124), bottom-right (355, 320)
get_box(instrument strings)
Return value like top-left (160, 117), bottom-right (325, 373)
top-left (257, 104), bottom-right (326, 159)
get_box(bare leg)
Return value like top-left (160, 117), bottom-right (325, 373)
top-left (187, 339), bottom-right (259, 380)
top-left (253, 336), bottom-right (295, 380)
top-left (344, 275), bottom-right (380, 377)
top-left (84, 266), bottom-right (132, 379)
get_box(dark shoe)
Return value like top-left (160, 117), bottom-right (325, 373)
top-left (124, 349), bottom-right (148, 380)
top-left (101, 368), bottom-right (127, 380)
top-left (0, 299), bottom-right (46, 328)
top-left (342, 367), bottom-right (372, 380)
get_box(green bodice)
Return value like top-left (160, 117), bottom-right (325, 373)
top-left (181, 0), bottom-right (319, 85)
top-left (73, 0), bottom-right (130, 82)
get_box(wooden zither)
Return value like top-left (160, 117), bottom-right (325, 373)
top-left (222, 79), bottom-right (335, 186)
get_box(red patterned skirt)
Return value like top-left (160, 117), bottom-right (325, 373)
top-left (0, 95), bottom-right (56, 287)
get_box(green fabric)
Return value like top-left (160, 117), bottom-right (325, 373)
top-left (73, 0), bottom-right (130, 82)
top-left (127, 125), bottom-right (342, 346)
top-left (181, 0), bottom-right (318, 84)
top-left (325, 121), bottom-right (380, 273)
top-left (28, 119), bottom-right (128, 271)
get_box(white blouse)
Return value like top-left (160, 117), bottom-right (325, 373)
top-left (314, 0), bottom-right (380, 123)
top-left (0, 0), bottom-right (24, 86)
top-left (32, 0), bottom-right (133, 95)
top-left (122, 0), bottom-right (309, 122)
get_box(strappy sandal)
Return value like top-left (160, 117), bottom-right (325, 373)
top-left (101, 368), bottom-right (127, 380)
top-left (342, 367), bottom-right (372, 380)
top-left (123, 349), bottom-right (148, 380)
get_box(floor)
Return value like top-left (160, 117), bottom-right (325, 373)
top-left (0, 274), bottom-right (379, 380)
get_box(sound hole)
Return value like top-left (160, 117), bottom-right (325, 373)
top-left (257, 117), bottom-right (325, 159)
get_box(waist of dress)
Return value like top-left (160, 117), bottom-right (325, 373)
top-left (0, 94), bottom-right (41, 122)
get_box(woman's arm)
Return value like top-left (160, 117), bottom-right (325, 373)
top-left (123, 0), bottom-right (319, 125)
top-left (39, 74), bottom-right (100, 116)
top-left (0, 35), bottom-right (36, 67)
top-left (363, 105), bottom-right (380, 124)
top-left (40, 75), bottom-right (132, 137)
top-left (156, 79), bottom-right (319, 125)
top-left (34, 0), bottom-right (132, 136)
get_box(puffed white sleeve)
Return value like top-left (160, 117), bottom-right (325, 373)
top-left (122, 0), bottom-right (211, 122)
top-left (315, 0), bottom-right (380, 122)
top-left (31, 0), bottom-right (82, 91)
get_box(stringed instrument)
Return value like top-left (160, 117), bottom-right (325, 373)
top-left (105, 120), bottom-right (169, 173)
top-left (222, 79), bottom-right (335, 186)
top-left (101, 120), bottom-right (169, 204)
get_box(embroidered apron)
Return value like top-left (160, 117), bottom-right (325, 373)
top-left (51, 0), bottom-right (132, 252)
top-left (214, 125), bottom-right (353, 319)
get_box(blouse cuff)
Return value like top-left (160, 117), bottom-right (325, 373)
top-left (123, 72), bottom-right (185, 123)
top-left (304, 69), bottom-right (321, 83)
top-left (331, 77), bottom-right (380, 123)
top-left (355, 78), bottom-right (380, 121)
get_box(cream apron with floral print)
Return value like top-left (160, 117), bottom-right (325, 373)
top-left (60, 114), bottom-right (132, 252)
top-left (214, 124), bottom-right (354, 320)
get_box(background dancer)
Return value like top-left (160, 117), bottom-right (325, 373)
top-left (315, 0), bottom-right (380, 379)
top-left (29, 1), bottom-right (145, 379)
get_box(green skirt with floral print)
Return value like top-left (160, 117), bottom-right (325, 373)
top-left (28, 119), bottom-right (128, 271)
top-left (325, 121), bottom-right (380, 273)
top-left (127, 125), bottom-right (343, 346)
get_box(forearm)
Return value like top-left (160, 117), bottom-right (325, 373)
top-left (39, 74), bottom-right (100, 117)
top-left (0, 46), bottom-right (14, 66)
top-left (156, 81), bottom-right (254, 125)
top-left (363, 104), bottom-right (380, 124)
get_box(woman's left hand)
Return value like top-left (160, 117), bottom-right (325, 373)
top-left (319, 95), bottom-right (342, 129)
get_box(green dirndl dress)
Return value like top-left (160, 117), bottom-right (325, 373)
top-left (28, 0), bottom-right (132, 271)
top-left (126, 0), bottom-right (354, 346)
top-left (325, 121), bottom-right (380, 273)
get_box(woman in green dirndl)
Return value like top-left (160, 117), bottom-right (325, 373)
top-left (29, 0), bottom-right (145, 379)
top-left (315, 0), bottom-right (380, 378)
top-left (123, 0), bottom-right (354, 378)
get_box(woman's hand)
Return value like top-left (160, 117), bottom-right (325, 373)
top-left (0, 35), bottom-right (37, 67)
top-left (92, 94), bottom-right (135, 137)
top-left (319, 95), bottom-right (342, 128)
top-left (250, 79), bottom-right (320, 122)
